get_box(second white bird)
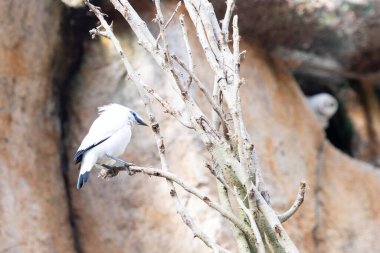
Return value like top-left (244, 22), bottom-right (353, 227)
top-left (74, 103), bottom-right (148, 189)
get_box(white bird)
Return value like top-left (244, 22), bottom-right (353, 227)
top-left (74, 104), bottom-right (148, 189)
top-left (307, 93), bottom-right (338, 129)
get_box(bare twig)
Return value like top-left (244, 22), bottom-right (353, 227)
top-left (183, 1), bottom-right (221, 72)
top-left (142, 85), bottom-right (193, 129)
top-left (231, 15), bottom-right (245, 171)
top-left (89, 25), bottom-right (111, 39)
top-left (193, 1), bottom-right (223, 62)
top-left (155, 1), bottom-right (182, 46)
top-left (154, 0), bottom-right (189, 95)
top-left (109, 0), bottom-right (163, 63)
top-left (171, 54), bottom-right (227, 125)
top-left (164, 1), bottom-right (182, 29)
top-left (179, 14), bottom-right (194, 91)
top-left (278, 181), bottom-right (306, 223)
top-left (221, 0), bottom-right (236, 43)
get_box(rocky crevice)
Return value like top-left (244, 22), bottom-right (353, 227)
top-left (52, 5), bottom-right (97, 253)
top-left (348, 78), bottom-right (380, 165)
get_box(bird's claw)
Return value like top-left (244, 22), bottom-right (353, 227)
top-left (106, 154), bottom-right (136, 169)
top-left (123, 162), bottom-right (136, 168)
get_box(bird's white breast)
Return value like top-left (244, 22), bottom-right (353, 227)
top-left (88, 125), bottom-right (132, 166)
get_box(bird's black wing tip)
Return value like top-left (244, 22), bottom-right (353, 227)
top-left (74, 150), bottom-right (86, 164)
top-left (77, 171), bottom-right (90, 189)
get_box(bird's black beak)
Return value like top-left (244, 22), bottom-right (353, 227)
top-left (138, 118), bottom-right (149, 126)
top-left (132, 111), bottom-right (149, 126)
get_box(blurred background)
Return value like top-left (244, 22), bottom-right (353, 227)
top-left (1, 0), bottom-right (380, 252)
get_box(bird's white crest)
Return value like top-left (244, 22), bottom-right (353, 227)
top-left (74, 103), bottom-right (147, 189)
top-left (98, 103), bottom-right (130, 115)
top-left (307, 93), bottom-right (338, 129)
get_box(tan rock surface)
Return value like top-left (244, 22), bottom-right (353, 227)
top-left (317, 144), bottom-right (380, 252)
top-left (1, 1), bottom-right (380, 253)
top-left (0, 1), bottom-right (75, 252)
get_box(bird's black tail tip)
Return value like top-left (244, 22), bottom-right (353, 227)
top-left (77, 171), bottom-right (90, 189)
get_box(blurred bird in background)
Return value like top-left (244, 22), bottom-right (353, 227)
top-left (74, 104), bottom-right (148, 189)
top-left (307, 93), bottom-right (338, 129)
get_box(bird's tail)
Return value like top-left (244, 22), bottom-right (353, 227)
top-left (77, 171), bottom-right (90, 189)
top-left (77, 153), bottom-right (96, 189)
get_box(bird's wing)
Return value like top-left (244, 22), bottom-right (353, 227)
top-left (74, 111), bottom-right (128, 164)
top-left (74, 137), bottom-right (110, 164)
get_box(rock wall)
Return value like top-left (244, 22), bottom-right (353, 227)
top-left (0, 1), bottom-right (76, 252)
top-left (0, 1), bottom-right (380, 253)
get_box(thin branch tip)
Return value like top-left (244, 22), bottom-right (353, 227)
top-left (278, 181), bottom-right (307, 223)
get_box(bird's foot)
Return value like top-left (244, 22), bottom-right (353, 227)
top-left (99, 155), bottom-right (137, 179)
top-left (121, 161), bottom-right (136, 168)
top-left (105, 154), bottom-right (136, 169)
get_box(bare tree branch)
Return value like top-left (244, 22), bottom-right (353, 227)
top-left (216, 181), bottom-right (250, 253)
top-left (83, 0), bottom-right (304, 252)
top-left (278, 182), bottom-right (306, 223)
top-left (250, 182), bottom-right (299, 252)
top-left (235, 187), bottom-right (265, 253)
top-left (100, 156), bottom-right (256, 243)
top-left (155, 1), bottom-right (182, 46)
top-left (83, 1), bottom-right (230, 252)
top-left (171, 54), bottom-right (227, 125)
top-left (142, 85), bottom-right (193, 129)
top-left (179, 14), bottom-right (195, 92)
top-left (221, 0), bottom-right (236, 43)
